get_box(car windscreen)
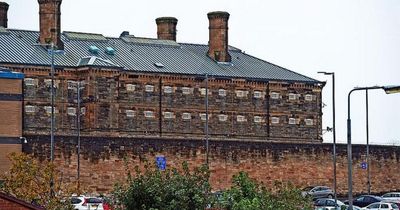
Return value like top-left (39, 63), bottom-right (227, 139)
top-left (87, 198), bottom-right (103, 204)
top-left (303, 186), bottom-right (314, 191)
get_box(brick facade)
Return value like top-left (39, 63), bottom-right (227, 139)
top-left (0, 192), bottom-right (44, 210)
top-left (24, 135), bottom-right (400, 195)
top-left (0, 65), bottom-right (322, 143)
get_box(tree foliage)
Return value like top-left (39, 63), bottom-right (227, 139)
top-left (0, 152), bottom-right (73, 210)
top-left (218, 172), bottom-right (313, 210)
top-left (111, 162), bottom-right (211, 210)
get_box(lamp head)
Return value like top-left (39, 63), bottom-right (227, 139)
top-left (383, 85), bottom-right (400, 94)
top-left (317, 71), bottom-right (334, 75)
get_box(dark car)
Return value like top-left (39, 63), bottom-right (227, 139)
top-left (302, 186), bottom-right (334, 200)
top-left (314, 198), bottom-right (345, 210)
top-left (345, 195), bottom-right (382, 207)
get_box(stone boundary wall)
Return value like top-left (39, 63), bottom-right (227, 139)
top-left (23, 135), bottom-right (400, 194)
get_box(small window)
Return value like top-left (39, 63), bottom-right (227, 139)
top-left (254, 116), bottom-right (263, 123)
top-left (270, 92), bottom-right (280, 99)
top-left (163, 86), bottom-right (173, 94)
top-left (44, 106), bottom-right (56, 114)
top-left (145, 85), bottom-right (154, 92)
top-left (163, 112), bottom-right (174, 119)
top-left (218, 89), bottom-right (226, 97)
top-left (182, 87), bottom-right (192, 95)
top-left (271, 117), bottom-right (280, 124)
top-left (25, 105), bottom-right (35, 113)
top-left (237, 115), bottom-right (246, 122)
top-left (44, 79), bottom-right (52, 87)
top-left (199, 88), bottom-right (210, 96)
top-left (305, 119), bottom-right (314, 126)
top-left (381, 204), bottom-right (389, 208)
top-left (24, 78), bottom-right (37, 86)
top-left (67, 81), bottom-right (76, 90)
top-left (126, 110), bottom-right (135, 118)
top-left (182, 112), bottom-right (191, 120)
top-left (67, 107), bottom-right (76, 116)
top-left (288, 93), bottom-right (297, 100)
top-left (305, 94), bottom-right (313, 101)
top-left (235, 90), bottom-right (247, 98)
top-left (144, 111), bottom-right (155, 118)
top-left (289, 118), bottom-right (296, 125)
top-left (253, 91), bottom-right (263, 99)
top-left (80, 107), bottom-right (86, 115)
top-left (199, 113), bottom-right (208, 121)
top-left (126, 84), bottom-right (136, 92)
top-left (218, 114), bottom-right (228, 122)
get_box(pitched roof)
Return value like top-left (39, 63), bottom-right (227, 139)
top-left (0, 28), bottom-right (319, 83)
top-left (0, 192), bottom-right (45, 210)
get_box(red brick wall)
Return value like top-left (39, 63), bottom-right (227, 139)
top-left (24, 135), bottom-right (400, 195)
top-left (0, 196), bottom-right (39, 210)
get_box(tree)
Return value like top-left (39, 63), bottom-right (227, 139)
top-left (219, 172), bottom-right (313, 210)
top-left (0, 152), bottom-right (74, 210)
top-left (111, 162), bottom-right (211, 210)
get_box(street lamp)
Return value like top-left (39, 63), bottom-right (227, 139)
top-left (317, 71), bottom-right (337, 206)
top-left (205, 73), bottom-right (209, 166)
top-left (347, 85), bottom-right (400, 210)
top-left (33, 42), bottom-right (64, 197)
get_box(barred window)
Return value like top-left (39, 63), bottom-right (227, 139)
top-left (254, 91), bottom-right (263, 99)
top-left (218, 89), bottom-right (227, 97)
top-left (254, 116), bottom-right (263, 123)
top-left (199, 113), bottom-right (210, 121)
top-left (163, 86), bottom-right (173, 94)
top-left (144, 111), bottom-right (155, 118)
top-left (126, 84), bottom-right (136, 91)
top-left (305, 94), bottom-right (313, 101)
top-left (182, 87), bottom-right (192, 95)
top-left (270, 92), bottom-right (280, 99)
top-left (145, 85), bottom-right (154, 92)
top-left (25, 105), bottom-right (35, 113)
top-left (288, 93), bottom-right (297, 100)
top-left (163, 112), bottom-right (174, 119)
top-left (67, 107), bottom-right (76, 116)
top-left (289, 118), bottom-right (296, 125)
top-left (182, 112), bottom-right (191, 120)
top-left (305, 119), bottom-right (314, 126)
top-left (24, 78), bottom-right (37, 86)
top-left (237, 115), bottom-right (246, 122)
top-left (271, 117), bottom-right (280, 124)
top-left (235, 90), bottom-right (247, 98)
top-left (126, 110), bottom-right (135, 118)
top-left (218, 114), bottom-right (228, 122)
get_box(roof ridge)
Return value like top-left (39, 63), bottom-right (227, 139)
top-left (241, 52), bottom-right (320, 83)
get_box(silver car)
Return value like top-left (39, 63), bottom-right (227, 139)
top-left (314, 198), bottom-right (345, 210)
top-left (302, 186), bottom-right (334, 200)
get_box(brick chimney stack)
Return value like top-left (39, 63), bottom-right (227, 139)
top-left (207, 11), bottom-right (231, 63)
top-left (38, 0), bottom-right (64, 50)
top-left (0, 2), bottom-right (9, 28)
top-left (155, 17), bottom-right (178, 41)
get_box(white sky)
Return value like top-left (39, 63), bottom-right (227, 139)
top-left (3, 0), bottom-right (400, 145)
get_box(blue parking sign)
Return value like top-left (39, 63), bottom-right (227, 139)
top-left (156, 156), bottom-right (166, 170)
top-left (361, 162), bottom-right (368, 170)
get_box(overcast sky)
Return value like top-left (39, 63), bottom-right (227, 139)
top-left (3, 0), bottom-right (400, 145)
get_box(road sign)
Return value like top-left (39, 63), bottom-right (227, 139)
top-left (361, 162), bottom-right (368, 170)
top-left (156, 156), bottom-right (166, 170)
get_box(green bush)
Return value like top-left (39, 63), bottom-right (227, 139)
top-left (112, 162), bottom-right (211, 210)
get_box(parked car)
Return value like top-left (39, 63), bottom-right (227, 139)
top-left (314, 198), bottom-right (345, 210)
top-left (345, 195), bottom-right (383, 208)
top-left (382, 192), bottom-right (400, 205)
top-left (342, 205), bottom-right (362, 210)
top-left (361, 202), bottom-right (399, 210)
top-left (71, 196), bottom-right (111, 210)
top-left (302, 186), bottom-right (335, 200)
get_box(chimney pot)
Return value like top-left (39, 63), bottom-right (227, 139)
top-left (0, 2), bottom-right (9, 28)
top-left (207, 11), bottom-right (231, 62)
top-left (120, 31), bottom-right (130, 37)
top-left (38, 0), bottom-right (64, 50)
top-left (155, 17), bottom-right (178, 41)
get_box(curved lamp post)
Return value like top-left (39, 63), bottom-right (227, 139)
top-left (318, 71), bottom-right (337, 207)
top-left (347, 85), bottom-right (400, 210)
